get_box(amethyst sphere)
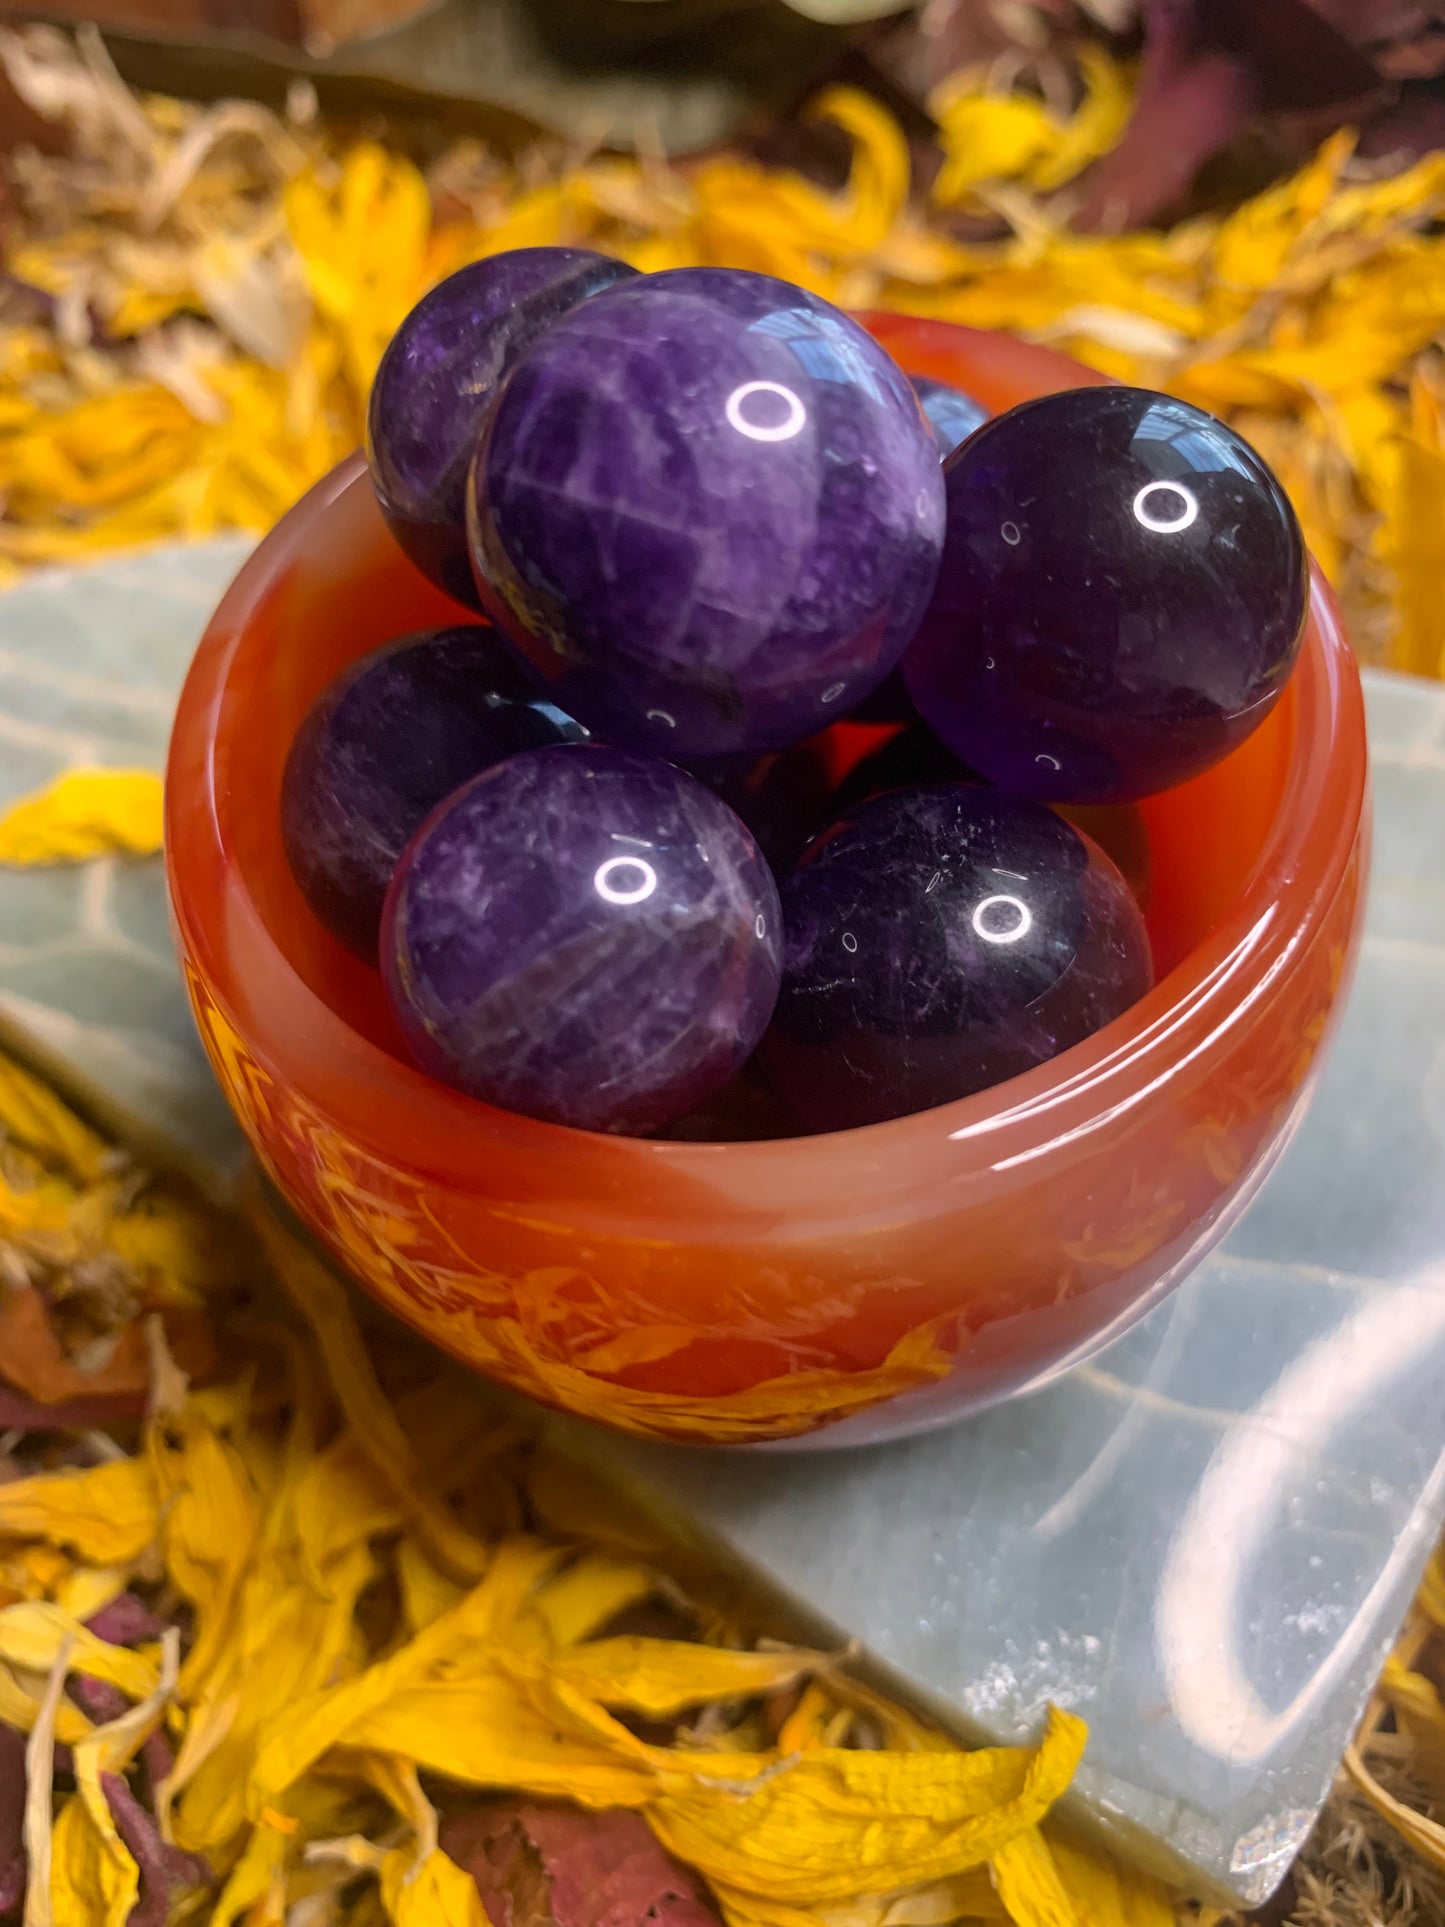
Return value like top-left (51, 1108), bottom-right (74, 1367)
top-left (468, 267), bottom-right (945, 760)
top-left (910, 375), bottom-right (988, 457)
top-left (383, 744), bottom-right (783, 1135)
top-left (368, 249), bottom-right (636, 607)
top-left (282, 625), bottom-right (585, 959)
top-left (761, 784), bottom-right (1152, 1130)
top-left (902, 387), bottom-right (1309, 804)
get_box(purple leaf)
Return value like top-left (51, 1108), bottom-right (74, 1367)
top-left (0, 1387), bottom-right (144, 1431)
top-left (0, 1726), bottom-right (25, 1917)
top-left (70, 1677), bottom-right (127, 1727)
top-left (84, 1597), bottom-right (165, 1649)
top-left (100, 1773), bottom-right (209, 1927)
top-left (1075, 0), bottom-right (1381, 229)
top-left (1198, 0), bottom-right (1381, 109)
top-left (71, 1657), bottom-right (176, 1805)
top-left (140, 1730), bottom-right (175, 1797)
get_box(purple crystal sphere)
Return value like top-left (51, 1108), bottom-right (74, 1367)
top-left (910, 375), bottom-right (988, 457)
top-left (382, 744), bottom-right (783, 1135)
top-left (281, 624), bottom-right (586, 959)
top-left (903, 387), bottom-right (1309, 804)
top-left (760, 784), bottom-right (1153, 1130)
top-left (368, 248), bottom-right (636, 608)
top-left (468, 267), bottom-right (945, 760)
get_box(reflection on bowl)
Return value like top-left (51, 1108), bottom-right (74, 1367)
top-left (165, 320), bottom-right (1370, 1448)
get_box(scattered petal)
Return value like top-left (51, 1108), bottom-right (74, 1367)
top-left (0, 770), bottom-right (163, 866)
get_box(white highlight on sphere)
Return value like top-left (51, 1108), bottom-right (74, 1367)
top-left (726, 380), bottom-right (807, 443)
top-left (1133, 480), bottom-right (1199, 534)
top-left (971, 893), bottom-right (1032, 944)
top-left (595, 856), bottom-right (658, 906)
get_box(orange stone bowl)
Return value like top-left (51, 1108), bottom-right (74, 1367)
top-left (165, 320), bottom-right (1370, 1448)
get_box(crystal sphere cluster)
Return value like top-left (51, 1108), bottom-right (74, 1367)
top-left (281, 248), bottom-right (1310, 1137)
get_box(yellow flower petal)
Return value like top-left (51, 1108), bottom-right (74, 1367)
top-left (247, 1187), bottom-right (492, 1583)
top-left (49, 1794), bottom-right (137, 1927)
top-left (549, 1639), bottom-right (828, 1718)
top-left (0, 1603), bottom-right (157, 1703)
top-left (527, 1553), bottom-right (657, 1649)
top-left (650, 1707), bottom-right (1088, 1903)
top-left (379, 1845), bottom-right (489, 1927)
top-left (931, 92), bottom-right (1056, 205)
top-left (0, 1056), bottom-right (110, 1182)
top-left (1031, 50), bottom-right (1134, 195)
top-left (66, 1632), bottom-right (180, 1927)
top-left (0, 1458), bottom-right (160, 1565)
top-left (0, 769), bottom-right (163, 866)
top-left (989, 1829), bottom-right (1079, 1927)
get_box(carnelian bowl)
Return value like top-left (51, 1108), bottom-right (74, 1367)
top-left (165, 319), bottom-right (1370, 1448)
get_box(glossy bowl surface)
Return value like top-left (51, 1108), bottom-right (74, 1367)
top-left (166, 319), bottom-right (1370, 1447)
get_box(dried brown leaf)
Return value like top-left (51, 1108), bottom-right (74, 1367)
top-left (440, 1803), bottom-right (721, 1927)
top-left (0, 1287), bottom-right (211, 1411)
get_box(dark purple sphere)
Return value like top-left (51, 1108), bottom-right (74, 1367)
top-left (760, 784), bottom-right (1152, 1130)
top-left (368, 248), bottom-right (636, 608)
top-left (468, 267), bottom-right (945, 760)
top-left (383, 744), bottom-right (782, 1135)
top-left (282, 625), bottom-right (586, 959)
top-left (903, 387), bottom-right (1309, 804)
top-left (910, 375), bottom-right (988, 458)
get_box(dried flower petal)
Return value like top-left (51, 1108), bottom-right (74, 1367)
top-left (378, 1841), bottom-right (489, 1927)
top-left (547, 1641), bottom-right (829, 1720)
top-left (0, 771), bottom-right (163, 866)
top-left (24, 1632), bottom-right (72, 1927)
top-left (440, 1802), bottom-right (720, 1927)
top-left (0, 1458), bottom-right (158, 1564)
top-left (0, 888), bottom-right (1185, 1927)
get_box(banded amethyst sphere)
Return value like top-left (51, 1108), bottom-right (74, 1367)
top-left (368, 249), bottom-right (636, 607)
top-left (383, 744), bottom-right (782, 1135)
top-left (282, 625), bottom-right (585, 959)
top-left (468, 267), bottom-right (946, 760)
top-left (902, 387), bottom-right (1309, 804)
top-left (761, 784), bottom-right (1152, 1130)
top-left (910, 375), bottom-right (988, 457)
